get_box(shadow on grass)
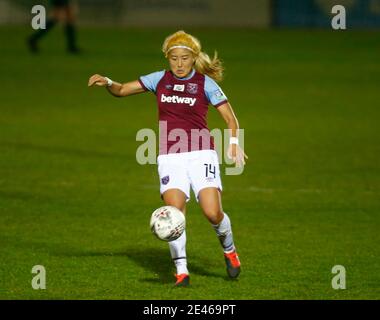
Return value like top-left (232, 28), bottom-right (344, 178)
top-left (58, 246), bottom-right (228, 283)
top-left (1, 233), bottom-right (229, 284)
top-left (55, 247), bottom-right (174, 284)
top-left (126, 247), bottom-right (174, 284)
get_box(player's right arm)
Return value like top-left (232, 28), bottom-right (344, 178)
top-left (88, 74), bottom-right (145, 97)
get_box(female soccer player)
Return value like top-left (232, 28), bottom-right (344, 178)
top-left (88, 30), bottom-right (247, 287)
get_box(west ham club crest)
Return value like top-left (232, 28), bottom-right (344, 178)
top-left (187, 83), bottom-right (198, 94)
top-left (161, 175), bottom-right (170, 185)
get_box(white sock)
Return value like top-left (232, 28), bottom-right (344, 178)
top-left (168, 231), bottom-right (188, 275)
top-left (212, 213), bottom-right (235, 253)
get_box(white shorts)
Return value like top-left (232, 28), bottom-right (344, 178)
top-left (157, 150), bottom-right (223, 202)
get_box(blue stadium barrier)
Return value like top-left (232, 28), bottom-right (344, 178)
top-left (273, 0), bottom-right (380, 27)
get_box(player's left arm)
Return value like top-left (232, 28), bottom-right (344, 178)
top-left (216, 102), bottom-right (248, 167)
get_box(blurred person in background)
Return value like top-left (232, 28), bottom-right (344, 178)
top-left (27, 0), bottom-right (80, 53)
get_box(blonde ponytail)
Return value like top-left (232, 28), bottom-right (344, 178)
top-left (162, 30), bottom-right (224, 82)
top-left (194, 51), bottom-right (224, 82)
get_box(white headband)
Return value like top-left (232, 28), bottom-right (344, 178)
top-left (167, 45), bottom-right (195, 53)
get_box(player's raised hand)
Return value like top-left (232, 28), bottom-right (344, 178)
top-left (88, 74), bottom-right (108, 87)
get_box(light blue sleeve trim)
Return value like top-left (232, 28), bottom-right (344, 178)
top-left (139, 70), bottom-right (165, 92)
top-left (204, 75), bottom-right (228, 106)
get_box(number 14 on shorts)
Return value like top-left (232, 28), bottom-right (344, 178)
top-left (204, 163), bottom-right (216, 178)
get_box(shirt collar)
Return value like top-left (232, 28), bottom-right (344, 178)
top-left (172, 69), bottom-right (195, 81)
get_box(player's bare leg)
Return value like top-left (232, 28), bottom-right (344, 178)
top-left (198, 187), bottom-right (241, 278)
top-left (162, 189), bottom-right (189, 286)
top-left (162, 189), bottom-right (186, 214)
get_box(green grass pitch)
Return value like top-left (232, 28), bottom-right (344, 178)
top-left (0, 27), bottom-right (379, 299)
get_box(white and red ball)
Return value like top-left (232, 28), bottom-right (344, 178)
top-left (150, 206), bottom-right (185, 242)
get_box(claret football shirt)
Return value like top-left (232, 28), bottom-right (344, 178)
top-left (139, 69), bottom-right (228, 155)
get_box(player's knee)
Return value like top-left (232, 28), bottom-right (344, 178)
top-left (204, 209), bottom-right (223, 225)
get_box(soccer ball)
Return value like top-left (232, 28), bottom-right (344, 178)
top-left (150, 206), bottom-right (186, 242)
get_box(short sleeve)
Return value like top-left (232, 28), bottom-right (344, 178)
top-left (204, 75), bottom-right (228, 107)
top-left (139, 70), bottom-right (165, 93)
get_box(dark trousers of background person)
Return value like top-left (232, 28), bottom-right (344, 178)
top-left (28, 0), bottom-right (80, 54)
